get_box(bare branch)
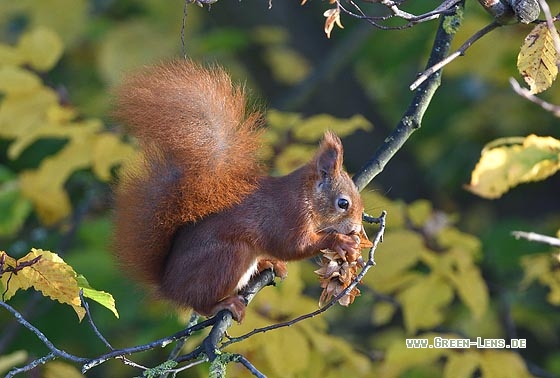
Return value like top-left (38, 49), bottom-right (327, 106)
top-left (537, 0), bottom-right (560, 61)
top-left (509, 77), bottom-right (560, 116)
top-left (0, 300), bottom-right (88, 377)
top-left (512, 230), bottom-right (560, 247)
top-left (82, 316), bottom-right (216, 372)
top-left (5, 353), bottom-right (57, 378)
top-left (339, 0), bottom-right (462, 30)
top-left (410, 21), bottom-right (500, 91)
top-left (234, 354), bottom-right (267, 378)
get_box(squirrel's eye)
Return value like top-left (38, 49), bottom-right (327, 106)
top-left (337, 198), bottom-right (349, 210)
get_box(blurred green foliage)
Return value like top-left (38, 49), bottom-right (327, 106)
top-left (0, 0), bottom-right (559, 377)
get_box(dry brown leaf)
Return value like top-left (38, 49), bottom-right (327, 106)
top-left (315, 227), bottom-right (372, 307)
top-left (323, 8), bottom-right (344, 39)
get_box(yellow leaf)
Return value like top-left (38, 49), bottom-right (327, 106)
top-left (263, 47), bottom-right (310, 85)
top-left (379, 333), bottom-right (449, 377)
top-left (19, 133), bottom-right (97, 224)
top-left (0, 252), bottom-right (19, 299)
top-left (448, 264), bottom-right (489, 318)
top-left (47, 105), bottom-right (77, 123)
top-left (9, 112), bottom-right (101, 160)
top-left (361, 191), bottom-right (406, 230)
top-left (365, 230), bottom-right (424, 293)
top-left (275, 144), bottom-right (316, 174)
top-left (92, 133), bottom-right (135, 181)
top-left (371, 301), bottom-right (397, 325)
top-left (520, 253), bottom-right (551, 288)
top-left (397, 275), bottom-right (454, 333)
top-left (18, 27), bottom-right (64, 71)
top-left (24, 250), bottom-right (82, 305)
top-left (443, 351), bottom-right (480, 378)
top-left (307, 331), bottom-right (372, 376)
top-left (517, 23), bottom-right (559, 94)
top-left (0, 350), bottom-right (28, 376)
top-left (19, 171), bottom-right (72, 226)
top-left (22, 0), bottom-right (89, 46)
top-left (428, 230), bottom-right (488, 318)
top-left (479, 350), bottom-right (532, 378)
top-left (97, 20), bottom-right (177, 85)
top-left (466, 135), bottom-right (560, 199)
top-left (521, 253), bottom-right (560, 305)
top-left (407, 199), bottom-right (433, 228)
top-left (0, 87), bottom-right (59, 144)
top-left (44, 361), bottom-right (84, 378)
top-left (266, 109), bottom-right (303, 132)
top-left (293, 114), bottom-right (372, 142)
top-left (0, 44), bottom-right (23, 66)
top-left (1, 249), bottom-right (84, 319)
top-left (0, 66), bottom-right (42, 94)
top-left (263, 327), bottom-right (309, 376)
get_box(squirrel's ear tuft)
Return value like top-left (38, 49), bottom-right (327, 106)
top-left (316, 131), bottom-right (343, 177)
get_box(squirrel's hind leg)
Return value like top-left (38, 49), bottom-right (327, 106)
top-left (257, 258), bottom-right (288, 279)
top-left (208, 295), bottom-right (247, 322)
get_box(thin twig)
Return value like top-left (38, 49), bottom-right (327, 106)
top-left (82, 316), bottom-right (216, 372)
top-left (410, 21), bottom-right (500, 91)
top-left (512, 231), bottom-right (560, 247)
top-left (80, 292), bottom-right (149, 371)
top-left (80, 290), bottom-right (113, 350)
top-left (234, 354), bottom-right (266, 378)
top-left (537, 0), bottom-right (560, 61)
top-left (0, 300), bottom-right (88, 377)
top-left (181, 0), bottom-right (188, 59)
top-left (5, 353), bottom-right (57, 378)
top-left (343, 0), bottom-right (462, 30)
top-left (167, 313), bottom-right (200, 360)
top-left (509, 77), bottom-right (560, 116)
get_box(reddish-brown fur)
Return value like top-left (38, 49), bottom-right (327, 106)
top-left (113, 60), bottom-right (364, 321)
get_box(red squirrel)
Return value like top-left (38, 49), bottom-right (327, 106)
top-left (113, 59), bottom-right (364, 322)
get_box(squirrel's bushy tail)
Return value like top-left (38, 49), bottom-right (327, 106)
top-left (113, 60), bottom-right (263, 285)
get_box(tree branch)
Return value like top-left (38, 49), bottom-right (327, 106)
top-left (509, 77), bottom-right (560, 116)
top-left (352, 2), bottom-right (465, 191)
top-left (0, 300), bottom-right (89, 377)
top-left (409, 21), bottom-right (500, 91)
top-left (339, 0), bottom-right (463, 30)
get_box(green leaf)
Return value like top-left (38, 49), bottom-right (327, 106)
top-left (76, 275), bottom-right (119, 318)
top-left (0, 177), bottom-right (32, 237)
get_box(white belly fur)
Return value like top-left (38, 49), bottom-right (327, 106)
top-left (236, 259), bottom-right (259, 291)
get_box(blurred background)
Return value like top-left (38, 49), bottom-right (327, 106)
top-left (0, 0), bottom-right (559, 377)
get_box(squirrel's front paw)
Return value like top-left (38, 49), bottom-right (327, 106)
top-left (331, 233), bottom-right (361, 262)
top-left (257, 258), bottom-right (288, 279)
